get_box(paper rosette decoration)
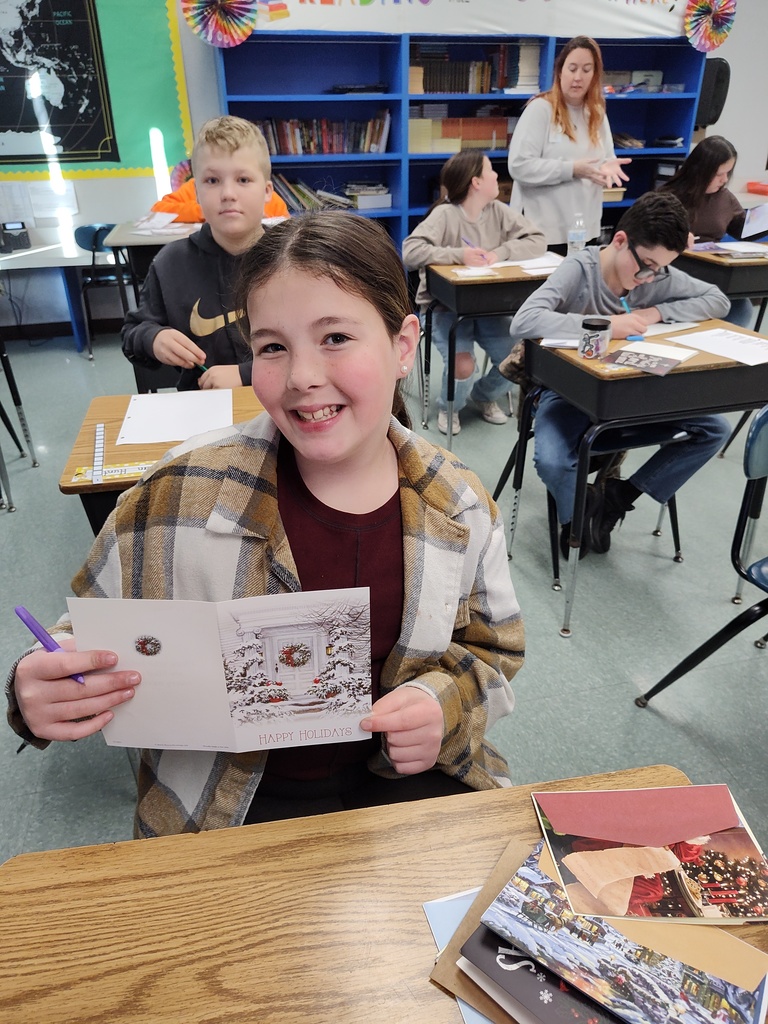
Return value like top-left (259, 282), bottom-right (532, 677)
top-left (684, 0), bottom-right (737, 52)
top-left (170, 158), bottom-right (193, 192)
top-left (181, 0), bottom-right (258, 48)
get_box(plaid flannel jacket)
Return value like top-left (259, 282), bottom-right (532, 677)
top-left (8, 415), bottom-right (524, 837)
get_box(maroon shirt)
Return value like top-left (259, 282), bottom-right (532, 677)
top-left (264, 441), bottom-right (404, 781)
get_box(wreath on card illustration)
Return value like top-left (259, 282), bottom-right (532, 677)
top-left (278, 642), bottom-right (311, 669)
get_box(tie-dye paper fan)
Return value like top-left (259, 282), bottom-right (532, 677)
top-left (181, 0), bottom-right (258, 48)
top-left (684, 0), bottom-right (737, 52)
top-left (170, 159), bottom-right (193, 192)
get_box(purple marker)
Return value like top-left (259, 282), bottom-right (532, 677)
top-left (14, 605), bottom-right (86, 685)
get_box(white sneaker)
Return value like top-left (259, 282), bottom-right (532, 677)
top-left (476, 400), bottom-right (508, 425)
top-left (437, 410), bottom-right (461, 436)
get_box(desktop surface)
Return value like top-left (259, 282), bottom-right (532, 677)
top-left (0, 765), bottom-right (723, 1023)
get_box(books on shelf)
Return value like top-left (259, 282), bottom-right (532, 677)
top-left (271, 174), bottom-right (391, 214)
top-left (255, 110), bottom-right (391, 157)
top-left (408, 116), bottom-right (512, 154)
top-left (408, 40), bottom-right (540, 94)
top-left (344, 182), bottom-right (392, 209)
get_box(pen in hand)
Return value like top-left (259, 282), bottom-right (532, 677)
top-left (461, 236), bottom-right (488, 263)
top-left (14, 605), bottom-right (86, 685)
top-left (196, 362), bottom-right (210, 372)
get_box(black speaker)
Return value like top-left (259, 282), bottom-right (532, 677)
top-left (695, 58), bottom-right (730, 129)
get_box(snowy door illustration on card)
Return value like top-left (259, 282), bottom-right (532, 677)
top-left (266, 626), bottom-right (321, 695)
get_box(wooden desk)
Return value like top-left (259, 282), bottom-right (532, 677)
top-left (508, 321), bottom-right (768, 636)
top-left (423, 264), bottom-right (550, 449)
top-left (59, 389), bottom-right (264, 534)
top-left (2, 764), bottom-right (747, 1024)
top-left (675, 247), bottom-right (768, 331)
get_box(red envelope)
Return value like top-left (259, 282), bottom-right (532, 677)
top-left (533, 784), bottom-right (739, 848)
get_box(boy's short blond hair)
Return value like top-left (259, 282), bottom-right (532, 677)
top-left (191, 115), bottom-right (271, 180)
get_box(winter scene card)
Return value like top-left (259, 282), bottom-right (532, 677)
top-left (480, 843), bottom-right (768, 1024)
top-left (68, 588), bottom-right (371, 752)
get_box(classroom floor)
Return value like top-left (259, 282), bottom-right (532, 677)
top-left (1, 330), bottom-right (766, 863)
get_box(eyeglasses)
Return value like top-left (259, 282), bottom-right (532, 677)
top-left (626, 238), bottom-right (669, 282)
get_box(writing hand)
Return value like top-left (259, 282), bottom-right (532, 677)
top-left (198, 364), bottom-right (243, 390)
top-left (14, 639), bottom-right (139, 742)
top-left (152, 328), bottom-right (207, 369)
top-left (610, 312), bottom-right (652, 338)
top-left (463, 246), bottom-right (494, 267)
top-left (360, 686), bottom-right (443, 775)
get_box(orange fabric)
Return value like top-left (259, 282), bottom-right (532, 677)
top-left (152, 178), bottom-right (289, 222)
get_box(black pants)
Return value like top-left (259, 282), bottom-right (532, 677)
top-left (243, 763), bottom-right (474, 824)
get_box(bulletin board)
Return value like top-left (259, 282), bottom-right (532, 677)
top-left (0, 0), bottom-right (193, 181)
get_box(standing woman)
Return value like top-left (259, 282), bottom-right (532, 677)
top-left (508, 36), bottom-right (630, 253)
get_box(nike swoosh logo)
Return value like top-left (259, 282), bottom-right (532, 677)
top-left (189, 299), bottom-right (245, 338)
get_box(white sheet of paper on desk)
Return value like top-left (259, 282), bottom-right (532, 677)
top-left (498, 254), bottom-right (564, 271)
top-left (677, 328), bottom-right (768, 366)
top-left (541, 338), bottom-right (579, 349)
top-left (453, 266), bottom-right (499, 278)
top-left (67, 588), bottom-right (371, 752)
top-left (641, 321), bottom-right (701, 336)
top-left (116, 390), bottom-right (233, 445)
top-left (744, 204), bottom-right (768, 239)
top-left (713, 240), bottom-right (768, 256)
top-left (133, 211), bottom-right (177, 229)
top-left (622, 341), bottom-right (698, 361)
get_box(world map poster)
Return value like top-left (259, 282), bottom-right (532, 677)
top-left (0, 0), bottom-right (117, 163)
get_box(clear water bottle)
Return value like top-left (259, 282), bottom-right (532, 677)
top-left (567, 211), bottom-right (587, 256)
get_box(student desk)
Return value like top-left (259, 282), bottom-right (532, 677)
top-left (59, 388), bottom-right (264, 535)
top-left (674, 246), bottom-right (768, 331)
top-left (504, 320), bottom-right (768, 636)
top-left (423, 263), bottom-right (550, 449)
top-left (0, 228), bottom-right (99, 354)
top-left (4, 764), bottom-right (756, 1024)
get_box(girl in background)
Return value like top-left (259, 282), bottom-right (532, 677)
top-left (9, 212), bottom-right (524, 838)
top-left (508, 35), bottom-right (631, 252)
top-left (403, 149), bottom-right (545, 437)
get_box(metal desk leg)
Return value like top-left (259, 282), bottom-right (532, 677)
top-left (755, 297), bottom-right (767, 333)
top-left (560, 427), bottom-right (600, 638)
top-left (444, 316), bottom-right (459, 451)
top-left (0, 439), bottom-right (16, 512)
top-left (0, 399), bottom-right (25, 456)
top-left (110, 247), bottom-right (130, 315)
top-left (0, 338), bottom-right (39, 466)
top-left (505, 388), bottom-right (537, 557)
top-left (60, 266), bottom-right (91, 358)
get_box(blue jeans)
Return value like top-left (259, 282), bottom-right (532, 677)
top-left (424, 305), bottom-right (512, 413)
top-left (533, 389), bottom-right (730, 524)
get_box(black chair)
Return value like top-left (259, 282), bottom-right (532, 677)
top-left (636, 403), bottom-right (768, 707)
top-left (73, 223), bottom-right (134, 359)
top-left (495, 386), bottom-right (686, 636)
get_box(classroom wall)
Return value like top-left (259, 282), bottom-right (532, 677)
top-left (705, 0), bottom-right (767, 191)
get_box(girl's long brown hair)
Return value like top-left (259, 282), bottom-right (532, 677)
top-left (539, 36), bottom-right (605, 147)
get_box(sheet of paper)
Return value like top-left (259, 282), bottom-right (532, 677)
top-left (422, 889), bottom-right (490, 1024)
top-left (453, 267), bottom-right (499, 278)
top-left (714, 240), bottom-right (768, 256)
top-left (116, 390), bottom-right (234, 445)
top-left (622, 341), bottom-right (698, 361)
top-left (640, 320), bottom-right (701, 336)
top-left (0, 181), bottom-right (35, 225)
top-left (27, 180), bottom-right (79, 218)
top-left (676, 327), bottom-right (768, 366)
top-left (497, 254), bottom-right (564, 270)
top-left (744, 204), bottom-right (768, 238)
top-left (540, 338), bottom-right (579, 349)
top-left (133, 211), bottom-right (178, 229)
top-left (68, 588), bottom-right (372, 752)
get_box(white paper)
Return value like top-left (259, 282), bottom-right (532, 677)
top-left (641, 321), bottom-right (701, 336)
top-left (133, 211), bottom-right (178, 229)
top-left (744, 204), bottom-right (768, 239)
top-left (621, 341), bottom-right (697, 361)
top-left (68, 589), bottom-right (372, 752)
top-left (497, 254), bottom-right (564, 270)
top-left (28, 180), bottom-right (79, 218)
top-left (713, 240), bottom-right (768, 256)
top-left (453, 266), bottom-right (499, 278)
top-left (0, 181), bottom-right (35, 225)
top-left (541, 338), bottom-right (579, 349)
top-left (116, 390), bottom-right (233, 445)
top-left (675, 328), bottom-right (768, 366)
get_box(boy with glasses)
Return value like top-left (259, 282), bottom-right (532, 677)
top-left (507, 191), bottom-right (731, 558)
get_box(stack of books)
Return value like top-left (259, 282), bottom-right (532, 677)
top-left (344, 182), bottom-right (392, 209)
top-left (270, 175), bottom-right (391, 213)
top-left (408, 41), bottom-right (540, 95)
top-left (428, 784), bottom-right (768, 1024)
top-left (408, 116), bottom-right (513, 154)
top-left (255, 109), bottom-right (390, 156)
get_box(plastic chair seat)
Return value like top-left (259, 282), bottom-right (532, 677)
top-left (746, 557), bottom-right (768, 591)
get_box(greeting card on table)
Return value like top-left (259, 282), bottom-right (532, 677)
top-left (68, 589), bottom-right (371, 752)
top-left (480, 843), bottom-right (768, 1024)
top-left (532, 786), bottom-right (768, 922)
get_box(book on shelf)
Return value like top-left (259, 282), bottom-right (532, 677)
top-left (407, 40), bottom-right (540, 95)
top-left (255, 110), bottom-right (391, 156)
top-left (531, 785), bottom-right (768, 923)
top-left (479, 842), bottom-right (768, 1024)
top-left (351, 193), bottom-right (392, 209)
